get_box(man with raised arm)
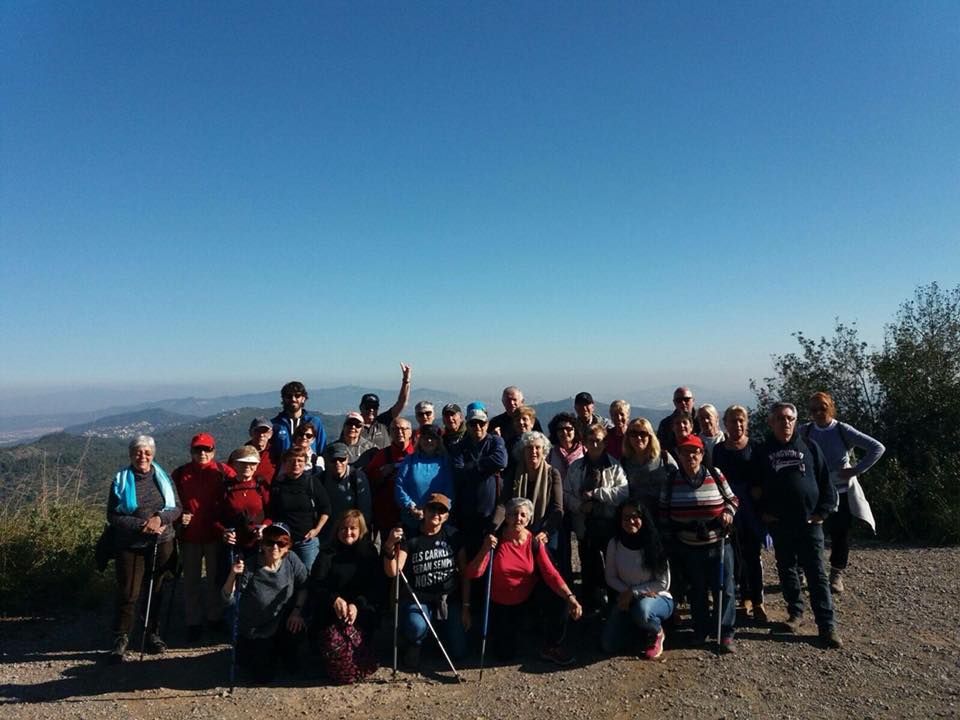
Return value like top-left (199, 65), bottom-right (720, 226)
top-left (359, 362), bottom-right (412, 450)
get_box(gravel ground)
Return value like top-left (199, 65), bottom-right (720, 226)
top-left (2, 543), bottom-right (959, 720)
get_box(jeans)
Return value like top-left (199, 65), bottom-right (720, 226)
top-left (601, 594), bottom-right (675, 653)
top-left (827, 493), bottom-right (852, 570)
top-left (769, 522), bottom-right (835, 631)
top-left (292, 537), bottom-right (319, 573)
top-left (399, 599), bottom-right (467, 659)
top-left (674, 540), bottom-right (736, 640)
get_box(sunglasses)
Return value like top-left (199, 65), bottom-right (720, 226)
top-left (345, 421), bottom-right (363, 428)
top-left (297, 433), bottom-right (315, 440)
top-left (425, 505), bottom-right (449, 515)
top-left (192, 446), bottom-right (214, 453)
top-left (261, 539), bottom-right (290, 548)
top-left (627, 430), bottom-right (651, 439)
top-left (468, 420), bottom-right (486, 427)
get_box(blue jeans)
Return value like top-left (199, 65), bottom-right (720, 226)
top-left (769, 522), bottom-right (835, 631)
top-left (292, 537), bottom-right (319, 573)
top-left (675, 540), bottom-right (736, 640)
top-left (601, 594), bottom-right (675, 653)
top-left (399, 599), bottom-right (467, 659)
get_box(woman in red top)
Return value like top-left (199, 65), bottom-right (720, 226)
top-left (467, 498), bottom-right (582, 665)
top-left (219, 446), bottom-right (270, 558)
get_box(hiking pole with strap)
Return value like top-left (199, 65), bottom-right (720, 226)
top-left (398, 567), bottom-right (464, 683)
top-left (478, 547), bottom-right (494, 683)
top-left (140, 534), bottom-right (161, 661)
top-left (392, 544), bottom-right (400, 677)
top-left (716, 531), bottom-right (726, 653)
top-left (228, 536), bottom-right (241, 693)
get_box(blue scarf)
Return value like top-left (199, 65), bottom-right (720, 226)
top-left (112, 463), bottom-right (177, 514)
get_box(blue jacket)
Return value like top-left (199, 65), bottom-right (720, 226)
top-left (452, 433), bottom-right (507, 523)
top-left (271, 411), bottom-right (328, 464)
top-left (395, 452), bottom-right (455, 529)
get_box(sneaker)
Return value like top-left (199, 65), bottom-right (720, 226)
top-left (782, 613), bottom-right (803, 634)
top-left (539, 643), bottom-right (575, 666)
top-left (830, 569), bottom-right (844, 595)
top-left (719, 636), bottom-right (735, 654)
top-left (186, 625), bottom-right (204, 643)
top-left (109, 633), bottom-right (128, 664)
top-left (144, 631), bottom-right (167, 654)
top-left (753, 604), bottom-right (768, 625)
top-left (643, 629), bottom-right (665, 660)
top-left (820, 628), bottom-right (843, 649)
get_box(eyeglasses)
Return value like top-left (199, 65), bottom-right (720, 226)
top-left (192, 446), bottom-right (214, 453)
top-left (393, 427), bottom-right (412, 433)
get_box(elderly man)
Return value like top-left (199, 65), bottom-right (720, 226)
top-left (324, 412), bottom-right (377, 470)
top-left (319, 442), bottom-right (373, 545)
top-left (572, 392), bottom-right (612, 439)
top-left (365, 417), bottom-right (415, 540)
top-left (441, 403), bottom-right (466, 454)
top-left (489, 386), bottom-right (543, 440)
top-left (753, 402), bottom-right (841, 649)
top-left (271, 381), bottom-right (327, 465)
top-left (359, 362), bottom-right (413, 449)
top-left (656, 386), bottom-right (702, 453)
top-left (246, 416), bottom-right (277, 490)
top-left (452, 404), bottom-right (508, 554)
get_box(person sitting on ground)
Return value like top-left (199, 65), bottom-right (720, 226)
top-left (106, 435), bottom-right (182, 663)
top-left (660, 435), bottom-right (738, 652)
top-left (267, 449), bottom-right (331, 572)
top-left (546, 412), bottom-right (584, 480)
top-left (753, 402), bottom-right (842, 649)
top-left (246, 416), bottom-right (277, 495)
top-left (172, 432), bottom-right (234, 642)
top-left (452, 405), bottom-right (508, 555)
top-left (802, 391), bottom-right (885, 595)
top-left (606, 400), bottom-right (631, 460)
top-left (573, 391), bottom-right (612, 439)
top-left (696, 404), bottom-right (725, 465)
top-left (222, 522), bottom-right (308, 683)
top-left (219, 446), bottom-right (270, 561)
top-left (601, 501), bottom-right (673, 660)
top-left (359, 362), bottom-right (413, 449)
top-left (440, 403), bottom-right (466, 454)
top-left (395, 424), bottom-right (454, 531)
top-left (291, 422), bottom-right (324, 472)
top-left (365, 417), bottom-right (415, 541)
top-left (325, 412), bottom-right (377, 470)
top-left (564, 423), bottom-right (627, 615)
top-left (271, 381), bottom-right (327, 465)
top-left (467, 498), bottom-right (582, 665)
top-left (712, 405), bottom-right (767, 623)
top-left (319, 442), bottom-right (373, 546)
top-left (383, 493), bottom-right (470, 668)
top-left (488, 386), bottom-right (543, 440)
top-left (307, 510), bottom-right (382, 684)
top-left (619, 417), bottom-right (676, 516)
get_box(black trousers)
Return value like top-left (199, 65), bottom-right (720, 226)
top-left (827, 493), bottom-right (852, 570)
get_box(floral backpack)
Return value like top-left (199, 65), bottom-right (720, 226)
top-left (318, 623), bottom-right (377, 685)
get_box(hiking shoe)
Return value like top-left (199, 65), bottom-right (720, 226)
top-left (830, 569), bottom-right (844, 595)
top-left (782, 613), bottom-right (803, 633)
top-left (753, 604), bottom-right (768, 625)
top-left (186, 625), bottom-right (204, 643)
top-left (644, 629), bottom-right (665, 660)
top-left (144, 631), bottom-right (167, 654)
top-left (719, 636), bottom-right (735, 654)
top-left (820, 628), bottom-right (843, 649)
top-left (109, 633), bottom-right (128, 664)
top-left (539, 643), bottom-right (575, 666)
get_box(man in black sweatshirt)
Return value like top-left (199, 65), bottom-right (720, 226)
top-left (753, 402), bottom-right (842, 649)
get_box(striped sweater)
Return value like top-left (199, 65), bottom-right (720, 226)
top-left (659, 465), bottom-right (738, 546)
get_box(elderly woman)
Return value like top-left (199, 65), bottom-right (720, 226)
top-left (308, 510), bottom-right (382, 684)
top-left (696, 404), bottom-right (725, 465)
top-left (564, 423), bottom-right (627, 615)
top-left (218, 446), bottom-right (269, 559)
top-left (383, 493), bottom-right (470, 668)
top-left (618, 418), bottom-right (677, 515)
top-left (606, 400), bottom-right (631, 460)
top-left (222, 522), bottom-right (308, 683)
top-left (602, 501), bottom-right (673, 659)
top-left (468, 498), bottom-right (582, 664)
top-left (546, 412), bottom-right (584, 481)
top-left (496, 431), bottom-right (563, 551)
top-left (106, 435), bottom-right (182, 663)
top-left (394, 424), bottom-right (455, 531)
top-left (802, 391), bottom-right (885, 594)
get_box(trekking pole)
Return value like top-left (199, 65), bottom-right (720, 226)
top-left (228, 535), bottom-right (241, 693)
top-left (478, 547), bottom-right (494, 683)
top-left (140, 534), bottom-right (160, 661)
top-left (398, 568), bottom-right (463, 683)
top-left (716, 532), bottom-right (726, 652)
top-left (392, 540), bottom-right (401, 677)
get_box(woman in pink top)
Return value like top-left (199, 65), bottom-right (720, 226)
top-left (467, 498), bottom-right (582, 665)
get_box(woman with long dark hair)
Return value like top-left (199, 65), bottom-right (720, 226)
top-left (600, 500), bottom-right (673, 660)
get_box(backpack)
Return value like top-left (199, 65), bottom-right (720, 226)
top-left (318, 622), bottom-right (377, 685)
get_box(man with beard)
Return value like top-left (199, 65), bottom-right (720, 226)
top-left (271, 381), bottom-right (327, 466)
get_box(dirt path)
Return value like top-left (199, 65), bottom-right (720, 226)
top-left (2, 544), bottom-right (959, 719)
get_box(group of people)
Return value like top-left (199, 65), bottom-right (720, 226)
top-left (105, 365), bottom-right (886, 684)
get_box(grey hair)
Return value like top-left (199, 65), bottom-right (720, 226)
top-left (768, 402), bottom-right (798, 420)
top-left (505, 497), bottom-right (534, 524)
top-left (609, 399), bottom-right (631, 416)
top-left (128, 434), bottom-right (156, 455)
top-left (513, 430), bottom-right (552, 462)
top-left (415, 400), bottom-right (434, 413)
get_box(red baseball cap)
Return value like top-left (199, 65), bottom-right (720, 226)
top-left (675, 435), bottom-right (704, 452)
top-left (191, 432), bottom-right (216, 449)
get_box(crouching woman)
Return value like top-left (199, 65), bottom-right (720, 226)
top-left (222, 522), bottom-right (308, 683)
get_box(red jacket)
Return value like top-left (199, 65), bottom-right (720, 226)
top-left (365, 442), bottom-right (414, 532)
top-left (173, 461), bottom-right (235, 544)
top-left (215, 478), bottom-right (269, 551)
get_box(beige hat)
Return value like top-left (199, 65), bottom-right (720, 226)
top-left (228, 446), bottom-right (261, 465)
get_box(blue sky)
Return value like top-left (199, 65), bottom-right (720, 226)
top-left (2, 2), bottom-right (958, 412)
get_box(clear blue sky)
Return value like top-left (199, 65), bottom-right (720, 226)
top-left (2, 2), bottom-right (958, 412)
